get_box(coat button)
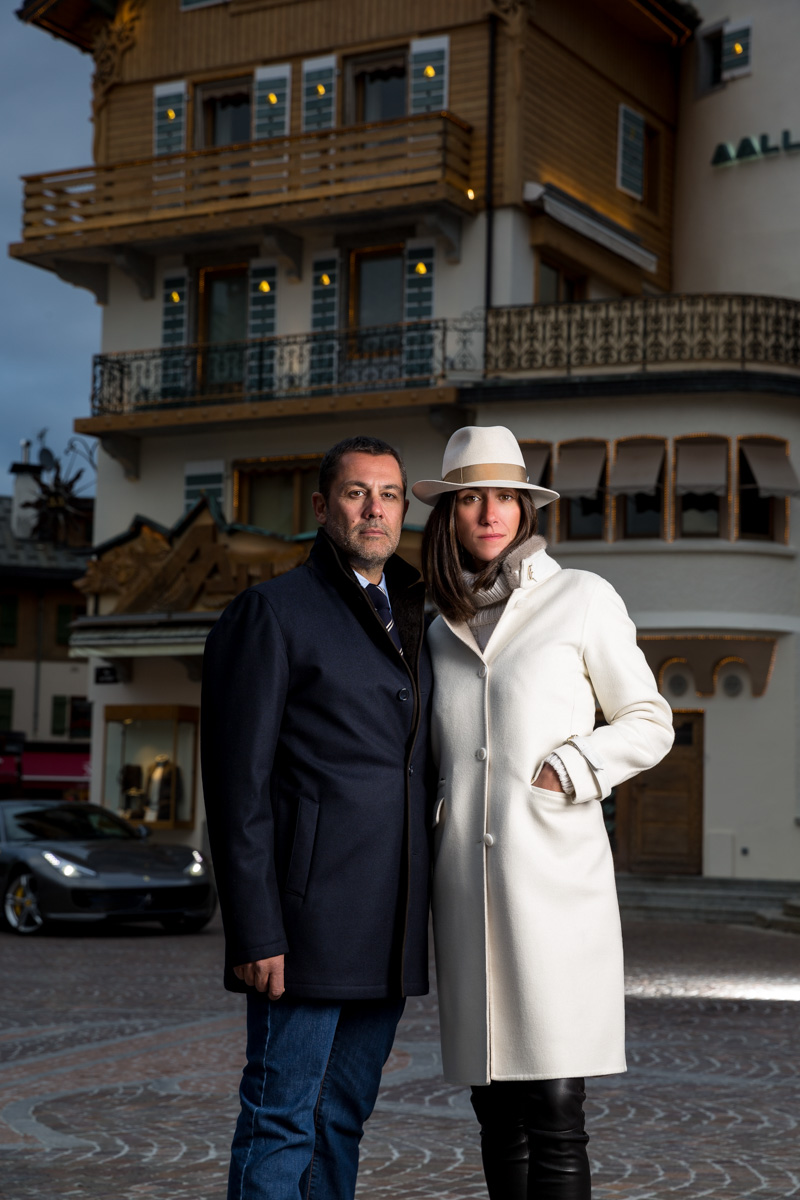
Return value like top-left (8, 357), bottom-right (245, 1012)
top-left (408, 766), bottom-right (414, 776)
top-left (477, 666), bottom-right (487, 678)
top-left (475, 748), bottom-right (487, 761)
top-left (397, 688), bottom-right (409, 701)
top-left (482, 833), bottom-right (495, 846)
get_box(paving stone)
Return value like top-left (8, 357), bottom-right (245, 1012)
top-left (0, 915), bottom-right (798, 1198)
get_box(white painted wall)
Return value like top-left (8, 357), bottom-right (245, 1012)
top-left (674, 0), bottom-right (800, 298)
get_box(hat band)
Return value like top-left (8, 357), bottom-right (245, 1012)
top-left (443, 462), bottom-right (528, 485)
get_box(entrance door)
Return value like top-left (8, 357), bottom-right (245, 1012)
top-left (612, 711), bottom-right (704, 875)
top-left (199, 265), bottom-right (248, 392)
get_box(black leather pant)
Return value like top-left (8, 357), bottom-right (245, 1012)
top-left (470, 1077), bottom-right (591, 1200)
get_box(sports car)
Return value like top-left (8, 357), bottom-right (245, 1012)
top-left (0, 798), bottom-right (217, 935)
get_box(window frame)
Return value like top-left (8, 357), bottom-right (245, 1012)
top-left (519, 441), bottom-right (553, 540)
top-left (537, 254), bottom-right (586, 304)
top-left (736, 436), bottom-right (790, 544)
top-left (343, 48), bottom-right (408, 126)
top-left (612, 437), bottom-right (668, 541)
top-left (193, 74), bottom-right (253, 150)
top-left (233, 454), bottom-right (324, 536)
top-left (555, 440), bottom-right (609, 543)
top-left (673, 436), bottom-right (731, 540)
top-left (102, 705), bottom-right (199, 832)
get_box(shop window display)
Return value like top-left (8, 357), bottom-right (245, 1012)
top-left (103, 706), bottom-right (198, 829)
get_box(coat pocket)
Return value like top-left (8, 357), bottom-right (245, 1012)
top-left (284, 796), bottom-right (319, 899)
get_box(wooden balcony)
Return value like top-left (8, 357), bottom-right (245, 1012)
top-left (11, 113), bottom-right (473, 262)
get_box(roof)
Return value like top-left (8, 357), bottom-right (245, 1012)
top-left (0, 496), bottom-right (92, 581)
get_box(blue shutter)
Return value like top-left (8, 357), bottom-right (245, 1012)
top-left (302, 57), bottom-right (336, 132)
top-left (254, 65), bottom-right (291, 140)
top-left (617, 105), bottom-right (645, 200)
top-left (409, 37), bottom-right (449, 114)
top-left (181, 0), bottom-right (227, 8)
top-left (722, 22), bottom-right (752, 79)
top-left (310, 256), bottom-right (339, 390)
top-left (161, 271), bottom-right (190, 398)
top-left (403, 245), bottom-right (435, 379)
top-left (153, 82), bottom-right (187, 156)
top-left (184, 461), bottom-right (225, 512)
top-left (246, 260), bottom-right (277, 395)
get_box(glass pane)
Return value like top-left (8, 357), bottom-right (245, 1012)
top-left (681, 493), bottom-right (720, 535)
top-left (568, 495), bottom-right (604, 539)
top-left (625, 490), bottom-right (662, 537)
top-left (104, 718), bottom-right (180, 823)
top-left (210, 93), bottom-right (251, 146)
top-left (738, 450), bottom-right (773, 539)
top-left (362, 68), bottom-right (406, 122)
top-left (248, 472), bottom-right (295, 535)
top-left (208, 274), bottom-right (248, 344)
top-left (539, 262), bottom-right (560, 305)
top-left (357, 254), bottom-right (404, 327)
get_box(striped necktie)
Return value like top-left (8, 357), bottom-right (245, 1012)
top-left (365, 583), bottom-right (403, 655)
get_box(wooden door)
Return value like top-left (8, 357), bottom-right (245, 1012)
top-left (612, 712), bottom-right (704, 875)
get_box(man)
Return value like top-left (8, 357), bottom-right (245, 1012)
top-left (201, 435), bottom-right (432, 1200)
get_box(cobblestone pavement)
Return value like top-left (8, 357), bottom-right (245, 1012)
top-left (1, 914), bottom-right (799, 1199)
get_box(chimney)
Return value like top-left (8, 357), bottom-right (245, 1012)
top-left (10, 440), bottom-right (41, 540)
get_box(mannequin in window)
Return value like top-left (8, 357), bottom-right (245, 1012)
top-left (146, 754), bottom-right (183, 822)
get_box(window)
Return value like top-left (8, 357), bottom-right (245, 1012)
top-left (199, 264), bottom-right (249, 391)
top-left (195, 77), bottom-right (252, 149)
top-left (185, 461), bottom-right (225, 513)
top-left (520, 443), bottom-right (553, 539)
top-left (553, 443), bottom-right (607, 541)
top-left (103, 706), bottom-right (198, 829)
top-left (737, 439), bottom-right (798, 542)
top-left (0, 596), bottom-right (18, 647)
top-left (51, 695), bottom-right (68, 737)
top-left (51, 696), bottom-right (90, 739)
top-left (345, 51), bottom-right (407, 125)
top-left (610, 441), bottom-right (666, 539)
top-left (56, 604), bottom-right (84, 647)
top-left (617, 105), bottom-right (660, 209)
top-left (234, 456), bottom-right (323, 536)
top-left (698, 20), bottom-right (752, 93)
top-left (350, 247), bottom-right (405, 329)
top-left (674, 438), bottom-right (729, 538)
top-left (538, 258), bottom-right (585, 304)
top-left (0, 689), bottom-right (13, 733)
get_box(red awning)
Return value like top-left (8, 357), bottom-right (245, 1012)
top-left (21, 752), bottom-right (91, 785)
top-left (0, 755), bottom-right (19, 782)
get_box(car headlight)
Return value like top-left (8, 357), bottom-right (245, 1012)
top-left (41, 851), bottom-right (97, 879)
top-left (184, 849), bottom-right (207, 878)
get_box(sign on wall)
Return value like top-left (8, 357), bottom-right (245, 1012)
top-left (712, 130), bottom-right (800, 166)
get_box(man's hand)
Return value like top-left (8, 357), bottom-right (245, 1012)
top-left (234, 955), bottom-right (285, 998)
top-left (532, 762), bottom-right (564, 793)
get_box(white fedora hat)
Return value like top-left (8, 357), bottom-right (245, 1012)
top-left (412, 425), bottom-right (560, 507)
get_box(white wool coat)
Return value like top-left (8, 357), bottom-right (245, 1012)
top-left (428, 545), bottom-right (674, 1085)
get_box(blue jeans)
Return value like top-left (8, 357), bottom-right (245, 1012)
top-left (228, 993), bottom-right (405, 1200)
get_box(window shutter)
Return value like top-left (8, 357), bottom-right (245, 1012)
top-left (181, 0), bottom-right (227, 9)
top-left (0, 597), bottom-right (18, 647)
top-left (246, 260), bottom-right (277, 394)
top-left (721, 22), bottom-right (752, 79)
top-left (302, 57), bottom-right (336, 132)
top-left (51, 695), bottom-right (68, 737)
top-left (617, 104), bottom-right (645, 200)
top-left (310, 255), bottom-right (339, 389)
top-left (161, 271), bottom-right (190, 398)
top-left (409, 37), bottom-right (449, 114)
top-left (154, 82), bottom-right (187, 156)
top-left (403, 244), bottom-right (435, 379)
top-left (254, 65), bottom-right (291, 140)
top-left (184, 461), bottom-right (225, 513)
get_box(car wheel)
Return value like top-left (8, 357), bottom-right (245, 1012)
top-left (3, 869), bottom-right (45, 935)
top-left (159, 914), bottom-right (213, 934)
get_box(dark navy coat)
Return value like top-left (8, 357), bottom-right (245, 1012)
top-left (200, 530), bottom-right (433, 999)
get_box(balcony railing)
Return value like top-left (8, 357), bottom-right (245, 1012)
top-left (90, 295), bottom-right (800, 418)
top-left (20, 113), bottom-right (472, 243)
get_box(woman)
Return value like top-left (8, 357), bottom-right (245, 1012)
top-left (412, 426), bottom-right (674, 1199)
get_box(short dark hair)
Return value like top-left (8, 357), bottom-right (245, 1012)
top-left (421, 490), bottom-right (538, 622)
top-left (317, 436), bottom-right (407, 500)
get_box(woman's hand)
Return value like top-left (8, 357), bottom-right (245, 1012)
top-left (532, 762), bottom-right (564, 793)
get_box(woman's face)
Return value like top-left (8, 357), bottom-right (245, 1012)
top-left (455, 487), bottom-right (523, 566)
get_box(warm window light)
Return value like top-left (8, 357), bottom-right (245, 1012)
top-left (415, 261), bottom-right (427, 275)
top-left (467, 187), bottom-right (475, 199)
top-left (258, 280), bottom-right (271, 293)
top-left (166, 108), bottom-right (176, 121)
top-left (267, 92), bottom-right (278, 105)
top-left (320, 273), bottom-right (331, 286)
top-left (734, 41), bottom-right (744, 54)
top-left (316, 83), bottom-right (327, 96)
top-left (423, 64), bottom-right (436, 78)
top-left (170, 290), bottom-right (181, 303)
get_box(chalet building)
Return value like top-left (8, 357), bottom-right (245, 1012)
top-left (12, 0), bottom-right (800, 884)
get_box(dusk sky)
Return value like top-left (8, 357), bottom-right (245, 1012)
top-left (0, 13), bottom-right (99, 497)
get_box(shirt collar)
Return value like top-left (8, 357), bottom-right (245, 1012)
top-left (354, 570), bottom-right (389, 600)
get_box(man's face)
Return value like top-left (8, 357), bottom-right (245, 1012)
top-left (312, 452), bottom-right (408, 573)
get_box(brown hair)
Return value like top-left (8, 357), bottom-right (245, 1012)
top-left (421, 490), bottom-right (538, 622)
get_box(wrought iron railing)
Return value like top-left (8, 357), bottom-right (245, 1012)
top-left (90, 296), bottom-right (800, 417)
